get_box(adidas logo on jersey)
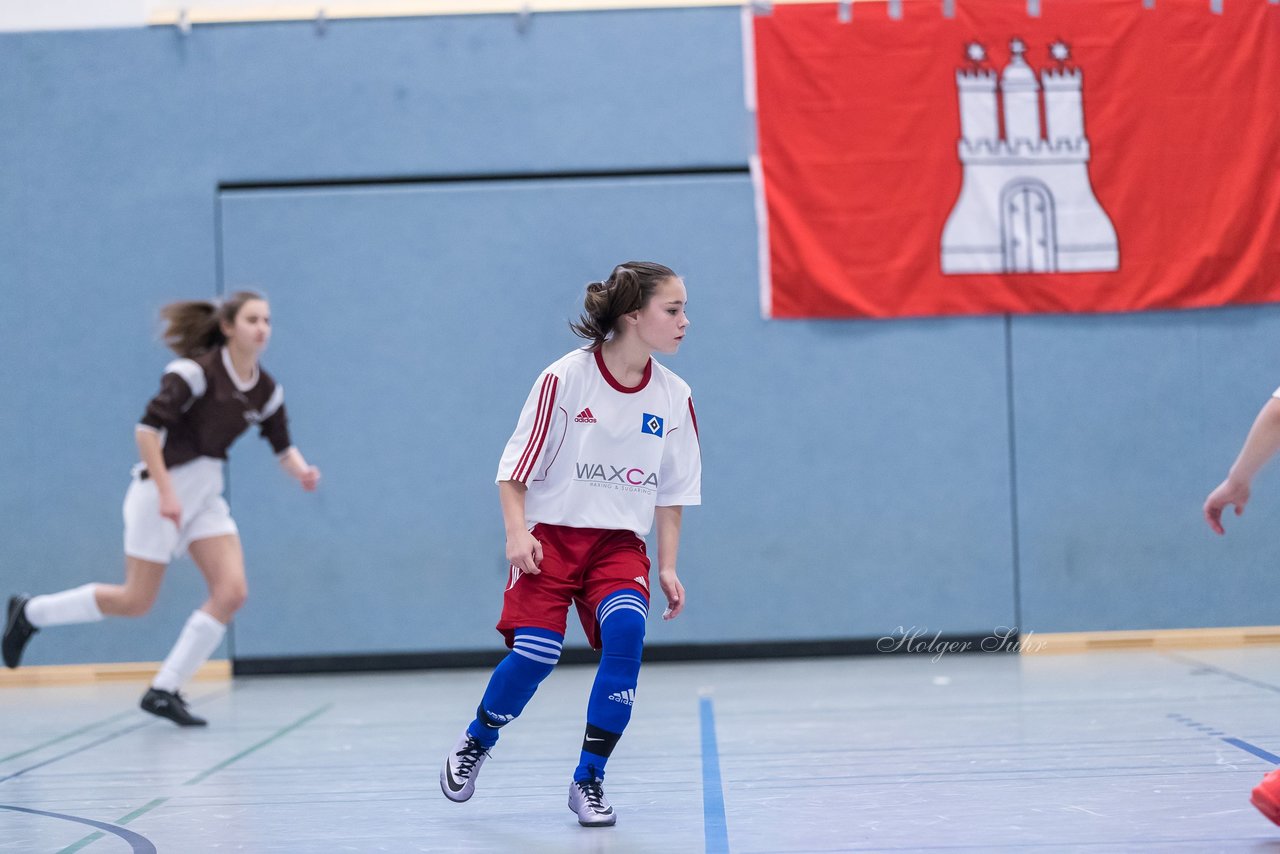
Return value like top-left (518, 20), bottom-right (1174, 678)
top-left (607, 689), bottom-right (635, 706)
top-left (575, 407), bottom-right (597, 423)
top-left (633, 576), bottom-right (648, 591)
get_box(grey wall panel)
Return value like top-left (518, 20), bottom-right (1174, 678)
top-left (219, 174), bottom-right (1016, 657)
top-left (209, 11), bottom-right (751, 181)
top-left (0, 29), bottom-right (223, 665)
top-left (1012, 307), bottom-right (1280, 632)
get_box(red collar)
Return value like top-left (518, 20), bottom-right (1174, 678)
top-left (594, 348), bottom-right (651, 393)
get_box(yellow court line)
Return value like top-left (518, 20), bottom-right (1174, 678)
top-left (1022, 626), bottom-right (1280, 655)
top-left (0, 659), bottom-right (230, 687)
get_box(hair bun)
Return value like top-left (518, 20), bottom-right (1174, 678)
top-left (569, 261), bottom-right (678, 349)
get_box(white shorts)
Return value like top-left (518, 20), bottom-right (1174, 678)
top-left (123, 457), bottom-right (238, 564)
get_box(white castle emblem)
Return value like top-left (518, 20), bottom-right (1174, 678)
top-left (940, 39), bottom-right (1118, 275)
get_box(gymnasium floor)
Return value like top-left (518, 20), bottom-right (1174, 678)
top-left (3, 648), bottom-right (1280, 852)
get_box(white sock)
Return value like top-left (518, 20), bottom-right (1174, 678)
top-left (151, 610), bottom-right (226, 693)
top-left (25, 584), bottom-right (104, 628)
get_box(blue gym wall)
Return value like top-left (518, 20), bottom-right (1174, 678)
top-left (3, 8), bottom-right (1277, 667)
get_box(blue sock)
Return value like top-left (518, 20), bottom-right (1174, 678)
top-left (575, 591), bottom-right (647, 781)
top-left (466, 627), bottom-right (563, 749)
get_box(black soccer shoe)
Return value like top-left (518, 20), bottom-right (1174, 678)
top-left (3, 595), bottom-right (38, 669)
top-left (141, 688), bottom-right (207, 727)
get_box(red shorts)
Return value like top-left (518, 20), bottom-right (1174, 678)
top-left (497, 523), bottom-right (650, 650)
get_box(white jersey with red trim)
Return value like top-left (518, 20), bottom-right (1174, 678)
top-left (497, 348), bottom-right (701, 536)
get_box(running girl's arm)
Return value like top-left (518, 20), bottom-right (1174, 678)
top-left (1205, 397), bottom-right (1280, 534)
top-left (137, 365), bottom-right (201, 527)
top-left (135, 426), bottom-right (181, 526)
top-left (499, 480), bottom-right (542, 575)
top-left (654, 505), bottom-right (685, 620)
top-left (254, 389), bottom-right (317, 491)
top-left (278, 447), bottom-right (321, 492)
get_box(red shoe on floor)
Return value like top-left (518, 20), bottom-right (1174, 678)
top-left (1250, 769), bottom-right (1280, 825)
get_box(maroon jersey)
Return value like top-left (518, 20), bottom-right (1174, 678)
top-left (138, 348), bottom-right (292, 470)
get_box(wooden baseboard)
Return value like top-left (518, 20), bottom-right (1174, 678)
top-left (0, 659), bottom-right (231, 688)
top-left (5, 628), bottom-right (1274, 680)
top-left (1023, 626), bottom-right (1280, 655)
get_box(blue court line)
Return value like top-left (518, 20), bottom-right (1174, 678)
top-left (1166, 652), bottom-right (1280, 695)
top-left (1168, 712), bottom-right (1280, 765)
top-left (58, 799), bottom-right (170, 854)
top-left (0, 804), bottom-right (157, 854)
top-left (181, 703), bottom-right (331, 786)
top-left (699, 696), bottom-right (730, 854)
top-left (0, 687), bottom-right (231, 784)
top-left (779, 836), bottom-right (1280, 852)
top-left (1222, 737), bottom-right (1280, 765)
top-left (0, 721), bottom-right (153, 784)
top-left (59, 703), bottom-right (332, 853)
top-left (0, 710), bottom-right (136, 765)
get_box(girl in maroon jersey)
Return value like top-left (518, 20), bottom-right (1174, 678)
top-left (2, 291), bottom-right (319, 726)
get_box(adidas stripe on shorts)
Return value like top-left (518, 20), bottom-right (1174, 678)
top-left (498, 523), bottom-right (650, 651)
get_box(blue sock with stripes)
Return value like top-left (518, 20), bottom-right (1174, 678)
top-left (574, 590), bottom-right (647, 781)
top-left (467, 627), bottom-right (563, 749)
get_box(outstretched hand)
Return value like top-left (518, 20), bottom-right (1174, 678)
top-left (1204, 477), bottom-right (1249, 535)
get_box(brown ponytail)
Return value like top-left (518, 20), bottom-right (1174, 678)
top-left (569, 261), bottom-right (677, 349)
top-left (159, 290), bottom-right (265, 357)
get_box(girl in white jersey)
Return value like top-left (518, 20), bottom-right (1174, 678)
top-left (441, 261), bottom-right (701, 827)
top-left (1203, 389), bottom-right (1280, 825)
top-left (3, 292), bottom-right (320, 726)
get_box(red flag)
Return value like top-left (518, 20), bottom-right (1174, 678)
top-left (751, 0), bottom-right (1280, 319)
